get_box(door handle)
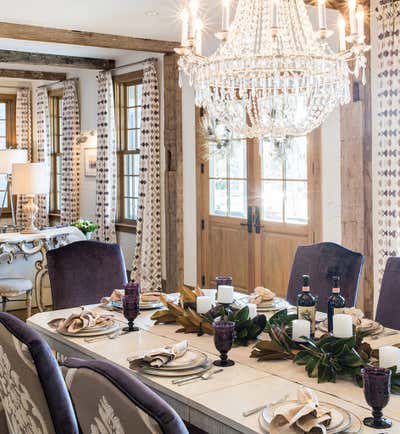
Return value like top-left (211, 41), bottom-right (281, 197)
top-left (254, 207), bottom-right (264, 234)
top-left (240, 206), bottom-right (253, 233)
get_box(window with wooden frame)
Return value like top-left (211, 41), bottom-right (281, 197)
top-left (114, 71), bottom-right (143, 232)
top-left (0, 94), bottom-right (16, 215)
top-left (49, 90), bottom-right (63, 216)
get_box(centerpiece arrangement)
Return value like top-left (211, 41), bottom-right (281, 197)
top-left (71, 219), bottom-right (99, 239)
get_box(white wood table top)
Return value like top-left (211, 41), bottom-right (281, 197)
top-left (28, 300), bottom-right (400, 434)
top-left (0, 226), bottom-right (81, 243)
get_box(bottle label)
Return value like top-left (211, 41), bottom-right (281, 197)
top-left (334, 307), bottom-right (345, 316)
top-left (302, 286), bottom-right (310, 292)
top-left (297, 306), bottom-right (316, 333)
top-left (332, 287), bottom-right (340, 293)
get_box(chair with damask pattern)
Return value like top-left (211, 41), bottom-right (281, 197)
top-left (0, 312), bottom-right (79, 434)
top-left (286, 242), bottom-right (365, 313)
top-left (62, 357), bottom-right (189, 434)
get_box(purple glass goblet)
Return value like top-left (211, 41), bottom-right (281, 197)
top-left (122, 282), bottom-right (140, 333)
top-left (216, 276), bottom-right (233, 289)
top-left (362, 366), bottom-right (392, 429)
top-left (213, 320), bottom-right (235, 367)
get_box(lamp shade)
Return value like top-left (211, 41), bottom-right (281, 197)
top-left (0, 149), bottom-right (28, 174)
top-left (12, 163), bottom-right (49, 195)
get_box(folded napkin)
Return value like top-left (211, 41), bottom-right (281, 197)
top-left (270, 387), bottom-right (331, 434)
top-left (101, 290), bottom-right (161, 305)
top-left (128, 340), bottom-right (189, 369)
top-left (249, 287), bottom-right (276, 305)
top-left (48, 307), bottom-right (114, 334)
top-left (343, 308), bottom-right (364, 326)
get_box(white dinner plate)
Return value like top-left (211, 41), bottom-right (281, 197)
top-left (257, 298), bottom-right (292, 312)
top-left (57, 321), bottom-right (120, 337)
top-left (158, 350), bottom-right (208, 370)
top-left (139, 359), bottom-right (212, 377)
top-left (110, 300), bottom-right (164, 311)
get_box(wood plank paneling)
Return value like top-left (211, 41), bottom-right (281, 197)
top-left (0, 22), bottom-right (177, 54)
top-left (0, 49), bottom-right (115, 70)
top-left (0, 69), bottom-right (66, 81)
top-left (164, 53), bottom-right (184, 292)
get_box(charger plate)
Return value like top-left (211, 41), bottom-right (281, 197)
top-left (57, 321), bottom-right (119, 337)
top-left (157, 350), bottom-right (208, 371)
top-left (259, 401), bottom-right (352, 434)
top-left (110, 300), bottom-right (164, 311)
top-left (318, 318), bottom-right (383, 335)
top-left (139, 359), bottom-right (212, 378)
top-left (256, 298), bottom-right (292, 312)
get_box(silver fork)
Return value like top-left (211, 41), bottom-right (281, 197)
top-left (84, 331), bottom-right (123, 343)
top-left (242, 393), bottom-right (290, 417)
top-left (174, 368), bottom-right (223, 386)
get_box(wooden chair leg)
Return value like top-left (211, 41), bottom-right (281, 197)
top-left (1, 297), bottom-right (6, 313)
top-left (26, 290), bottom-right (32, 318)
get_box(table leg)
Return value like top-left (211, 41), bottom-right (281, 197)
top-left (34, 243), bottom-right (50, 312)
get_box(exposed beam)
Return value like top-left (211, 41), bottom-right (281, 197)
top-left (0, 68), bottom-right (66, 81)
top-left (0, 22), bottom-right (178, 54)
top-left (0, 49), bottom-right (115, 70)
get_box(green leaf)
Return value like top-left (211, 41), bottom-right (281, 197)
top-left (318, 363), bottom-right (337, 383)
top-left (235, 306), bottom-right (250, 323)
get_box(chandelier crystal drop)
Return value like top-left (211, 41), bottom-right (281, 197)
top-left (175, 0), bottom-right (370, 139)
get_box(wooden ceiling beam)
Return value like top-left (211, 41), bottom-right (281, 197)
top-left (0, 22), bottom-right (178, 54)
top-left (0, 68), bottom-right (66, 81)
top-left (0, 49), bottom-right (115, 70)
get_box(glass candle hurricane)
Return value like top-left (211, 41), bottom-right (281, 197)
top-left (122, 282), bottom-right (140, 333)
top-left (362, 366), bottom-right (392, 429)
top-left (213, 320), bottom-right (235, 367)
top-left (216, 276), bottom-right (233, 288)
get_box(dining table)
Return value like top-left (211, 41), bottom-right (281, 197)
top-left (28, 295), bottom-right (400, 434)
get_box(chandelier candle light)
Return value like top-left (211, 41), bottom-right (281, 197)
top-left (175, 0), bottom-right (370, 139)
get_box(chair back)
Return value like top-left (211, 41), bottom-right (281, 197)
top-left (0, 313), bottom-right (79, 434)
top-left (286, 242), bottom-right (364, 313)
top-left (62, 358), bottom-right (189, 434)
top-left (47, 241), bottom-right (128, 310)
top-left (376, 257), bottom-right (400, 330)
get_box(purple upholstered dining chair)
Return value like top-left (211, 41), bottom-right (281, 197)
top-left (47, 240), bottom-right (128, 310)
top-left (376, 257), bottom-right (400, 330)
top-left (286, 242), bottom-right (365, 313)
top-left (62, 358), bottom-right (189, 434)
top-left (0, 312), bottom-right (79, 434)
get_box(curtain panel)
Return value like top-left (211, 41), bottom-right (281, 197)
top-left (95, 71), bottom-right (117, 243)
top-left (15, 88), bottom-right (32, 227)
top-left (36, 88), bottom-right (51, 228)
top-left (61, 79), bottom-right (81, 225)
top-left (131, 61), bottom-right (162, 292)
top-left (375, 0), bottom-right (400, 282)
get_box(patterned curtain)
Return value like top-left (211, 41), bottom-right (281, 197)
top-left (36, 88), bottom-right (51, 228)
top-left (15, 88), bottom-right (32, 226)
top-left (61, 79), bottom-right (81, 225)
top-left (95, 71), bottom-right (117, 243)
top-left (375, 0), bottom-right (400, 282)
top-left (131, 61), bottom-right (162, 292)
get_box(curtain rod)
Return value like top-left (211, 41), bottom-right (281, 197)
top-left (104, 57), bottom-right (158, 73)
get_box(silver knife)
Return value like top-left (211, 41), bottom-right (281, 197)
top-left (172, 369), bottom-right (220, 385)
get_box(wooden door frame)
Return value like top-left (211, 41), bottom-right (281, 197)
top-left (196, 118), bottom-right (323, 289)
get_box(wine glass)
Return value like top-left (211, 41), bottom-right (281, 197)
top-left (122, 282), bottom-right (140, 333)
top-left (362, 365), bottom-right (392, 429)
top-left (213, 320), bottom-right (235, 367)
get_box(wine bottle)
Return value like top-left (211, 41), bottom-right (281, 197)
top-left (327, 276), bottom-right (346, 333)
top-left (297, 275), bottom-right (316, 336)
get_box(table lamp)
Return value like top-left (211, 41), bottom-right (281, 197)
top-left (12, 163), bottom-right (49, 233)
top-left (0, 149), bottom-right (28, 225)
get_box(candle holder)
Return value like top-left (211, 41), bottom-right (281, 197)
top-left (362, 366), bottom-right (392, 429)
top-left (216, 276), bottom-right (232, 288)
top-left (213, 320), bottom-right (235, 367)
top-left (122, 282), bottom-right (140, 333)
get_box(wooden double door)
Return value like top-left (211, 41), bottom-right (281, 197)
top-left (198, 123), bottom-right (322, 297)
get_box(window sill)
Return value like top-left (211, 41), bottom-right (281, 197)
top-left (116, 222), bottom-right (137, 234)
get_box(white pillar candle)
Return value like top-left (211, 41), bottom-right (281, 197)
top-left (217, 285), bottom-right (234, 304)
top-left (180, 8), bottom-right (189, 46)
top-left (195, 19), bottom-right (203, 55)
top-left (189, 0), bottom-right (199, 39)
top-left (338, 15), bottom-right (346, 51)
top-left (379, 346), bottom-right (400, 371)
top-left (356, 5), bottom-right (364, 39)
top-left (197, 296), bottom-right (212, 314)
top-left (202, 289), bottom-right (217, 304)
top-left (272, 0), bottom-right (279, 28)
top-left (318, 0), bottom-right (327, 30)
top-left (222, 0), bottom-right (231, 31)
top-left (348, 0), bottom-right (357, 35)
top-left (292, 320), bottom-right (311, 342)
top-left (247, 303), bottom-right (257, 320)
top-left (333, 314), bottom-right (353, 338)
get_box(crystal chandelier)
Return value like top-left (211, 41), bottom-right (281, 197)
top-left (175, 0), bottom-right (370, 139)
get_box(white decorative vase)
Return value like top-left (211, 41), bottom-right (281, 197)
top-left (86, 232), bottom-right (92, 240)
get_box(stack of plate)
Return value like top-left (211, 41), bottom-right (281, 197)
top-left (111, 299), bottom-right (164, 311)
top-left (57, 320), bottom-right (119, 338)
top-left (139, 349), bottom-right (212, 377)
top-left (259, 400), bottom-right (361, 433)
top-left (256, 298), bottom-right (292, 313)
top-left (318, 318), bottom-right (383, 336)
